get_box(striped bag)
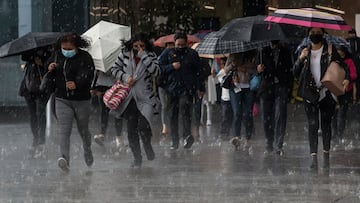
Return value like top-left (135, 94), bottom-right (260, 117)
top-left (103, 82), bottom-right (130, 110)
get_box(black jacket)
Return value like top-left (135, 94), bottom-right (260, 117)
top-left (158, 47), bottom-right (205, 96)
top-left (258, 45), bottom-right (294, 96)
top-left (46, 49), bottom-right (95, 101)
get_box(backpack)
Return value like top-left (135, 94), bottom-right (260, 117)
top-left (19, 63), bottom-right (44, 95)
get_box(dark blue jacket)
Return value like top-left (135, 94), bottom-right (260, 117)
top-left (158, 47), bottom-right (205, 96)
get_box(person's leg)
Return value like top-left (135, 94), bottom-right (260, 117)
top-left (123, 100), bottom-right (142, 167)
top-left (260, 91), bottom-right (275, 153)
top-left (243, 89), bottom-right (255, 141)
top-left (337, 93), bottom-right (351, 142)
top-left (180, 95), bottom-right (194, 148)
top-left (98, 94), bottom-right (109, 135)
top-left (25, 96), bottom-right (39, 147)
top-left (304, 101), bottom-right (320, 169)
top-left (158, 87), bottom-right (169, 135)
top-left (220, 100), bottom-right (232, 140)
top-left (274, 86), bottom-right (289, 153)
top-left (56, 98), bottom-right (74, 169)
top-left (168, 95), bottom-right (180, 149)
top-left (36, 97), bottom-right (47, 146)
top-left (138, 112), bottom-right (154, 161)
top-left (229, 89), bottom-right (241, 138)
top-left (74, 100), bottom-right (93, 167)
top-left (193, 95), bottom-right (202, 141)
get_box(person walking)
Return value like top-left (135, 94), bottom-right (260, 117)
top-left (110, 33), bottom-right (160, 168)
top-left (91, 70), bottom-right (125, 148)
top-left (294, 27), bottom-right (350, 170)
top-left (19, 49), bottom-right (51, 158)
top-left (224, 51), bottom-right (257, 151)
top-left (332, 45), bottom-right (357, 144)
top-left (257, 41), bottom-right (293, 155)
top-left (46, 33), bottom-right (95, 171)
top-left (158, 32), bottom-right (205, 150)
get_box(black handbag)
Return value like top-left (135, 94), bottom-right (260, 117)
top-left (39, 71), bottom-right (55, 95)
top-left (297, 65), bottom-right (320, 104)
top-left (221, 71), bottom-right (233, 89)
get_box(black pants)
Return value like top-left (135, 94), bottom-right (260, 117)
top-left (123, 99), bottom-right (152, 163)
top-left (260, 86), bottom-right (288, 150)
top-left (220, 100), bottom-right (232, 138)
top-left (332, 91), bottom-right (352, 139)
top-left (167, 94), bottom-right (193, 145)
top-left (304, 92), bottom-right (336, 154)
top-left (98, 94), bottom-right (122, 136)
top-left (25, 95), bottom-right (47, 146)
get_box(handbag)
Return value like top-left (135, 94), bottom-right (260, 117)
top-left (103, 82), bottom-right (130, 110)
top-left (297, 62), bottom-right (320, 104)
top-left (221, 71), bottom-right (233, 89)
top-left (249, 74), bottom-right (262, 91)
top-left (320, 44), bottom-right (346, 96)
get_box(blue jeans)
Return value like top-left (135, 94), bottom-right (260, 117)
top-left (229, 88), bottom-right (255, 140)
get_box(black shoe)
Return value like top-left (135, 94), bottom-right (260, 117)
top-left (276, 149), bottom-right (284, 156)
top-left (310, 154), bottom-right (318, 170)
top-left (131, 160), bottom-right (142, 169)
top-left (183, 135), bottom-right (194, 149)
top-left (84, 149), bottom-right (93, 167)
top-left (143, 142), bottom-right (155, 161)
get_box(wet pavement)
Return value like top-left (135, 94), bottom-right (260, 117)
top-left (0, 103), bottom-right (360, 202)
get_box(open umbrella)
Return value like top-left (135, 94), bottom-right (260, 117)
top-left (153, 34), bottom-right (200, 47)
top-left (0, 32), bottom-right (63, 58)
top-left (214, 15), bottom-right (305, 42)
top-left (295, 33), bottom-right (351, 54)
top-left (265, 8), bottom-right (352, 31)
top-left (82, 20), bottom-right (131, 72)
top-left (191, 42), bottom-right (228, 58)
top-left (195, 32), bottom-right (270, 55)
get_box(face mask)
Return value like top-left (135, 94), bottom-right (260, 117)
top-left (309, 34), bottom-right (323, 44)
top-left (61, 48), bottom-right (76, 58)
top-left (176, 47), bottom-right (186, 54)
top-left (133, 49), bottom-right (138, 56)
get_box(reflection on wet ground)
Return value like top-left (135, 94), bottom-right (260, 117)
top-left (0, 103), bottom-right (360, 202)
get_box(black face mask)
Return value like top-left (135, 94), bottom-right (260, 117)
top-left (176, 47), bottom-right (186, 54)
top-left (309, 34), bottom-right (323, 44)
top-left (133, 49), bottom-right (138, 56)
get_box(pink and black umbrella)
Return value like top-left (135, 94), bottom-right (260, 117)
top-left (265, 8), bottom-right (352, 31)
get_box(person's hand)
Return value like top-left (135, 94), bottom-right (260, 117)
top-left (198, 91), bottom-right (205, 99)
top-left (66, 81), bottom-right (76, 90)
top-left (299, 48), bottom-right (309, 61)
top-left (343, 79), bottom-right (350, 91)
top-left (257, 64), bottom-right (264, 73)
top-left (137, 46), bottom-right (144, 57)
top-left (127, 76), bottom-right (136, 86)
top-left (48, 62), bottom-right (57, 72)
top-left (172, 62), bottom-right (181, 70)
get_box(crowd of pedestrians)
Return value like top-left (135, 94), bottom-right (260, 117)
top-left (18, 28), bottom-right (360, 172)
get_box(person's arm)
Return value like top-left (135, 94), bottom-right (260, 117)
top-left (74, 53), bottom-right (95, 91)
top-left (110, 51), bottom-right (131, 84)
top-left (158, 48), bottom-right (176, 74)
top-left (193, 52), bottom-right (205, 93)
top-left (293, 47), bottom-right (308, 79)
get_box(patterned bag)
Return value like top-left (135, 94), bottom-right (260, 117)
top-left (103, 82), bottom-right (130, 110)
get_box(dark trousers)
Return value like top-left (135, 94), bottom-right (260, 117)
top-left (229, 88), bottom-right (255, 140)
top-left (193, 95), bottom-right (202, 127)
top-left (260, 86), bottom-right (288, 150)
top-left (98, 94), bottom-right (122, 136)
top-left (304, 92), bottom-right (336, 154)
top-left (123, 99), bottom-right (152, 163)
top-left (220, 100), bottom-right (232, 138)
top-left (25, 95), bottom-right (47, 146)
top-left (332, 91), bottom-right (352, 139)
top-left (168, 94), bottom-right (193, 145)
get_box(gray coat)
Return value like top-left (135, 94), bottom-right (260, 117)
top-left (110, 50), bottom-right (161, 129)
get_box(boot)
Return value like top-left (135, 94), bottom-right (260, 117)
top-left (310, 153), bottom-right (318, 170)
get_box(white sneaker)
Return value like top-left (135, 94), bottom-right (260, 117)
top-left (33, 145), bottom-right (45, 159)
top-left (57, 157), bottom-right (69, 171)
top-left (115, 136), bottom-right (125, 148)
top-left (94, 134), bottom-right (105, 146)
top-left (206, 120), bottom-right (212, 126)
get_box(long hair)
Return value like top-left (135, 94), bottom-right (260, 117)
top-left (54, 32), bottom-right (90, 50)
top-left (123, 33), bottom-right (153, 52)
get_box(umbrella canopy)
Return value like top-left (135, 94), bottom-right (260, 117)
top-left (295, 33), bottom-right (351, 54)
top-left (153, 34), bottom-right (200, 47)
top-left (82, 20), bottom-right (131, 72)
top-left (0, 32), bottom-right (63, 58)
top-left (265, 8), bottom-right (352, 31)
top-left (195, 32), bottom-right (270, 55)
top-left (214, 15), bottom-right (304, 42)
top-left (191, 42), bottom-right (228, 58)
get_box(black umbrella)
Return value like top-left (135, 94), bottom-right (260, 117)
top-left (216, 15), bottom-right (305, 42)
top-left (0, 32), bottom-right (63, 58)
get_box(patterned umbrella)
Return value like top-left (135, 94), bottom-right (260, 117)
top-left (265, 8), bottom-right (351, 31)
top-left (195, 32), bottom-right (270, 55)
top-left (295, 33), bottom-right (351, 54)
